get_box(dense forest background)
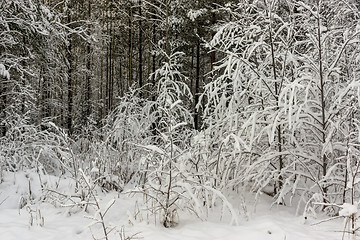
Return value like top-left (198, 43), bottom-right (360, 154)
top-left (1, 0), bottom-right (360, 230)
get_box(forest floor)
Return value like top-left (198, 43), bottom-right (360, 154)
top-left (0, 171), bottom-right (347, 240)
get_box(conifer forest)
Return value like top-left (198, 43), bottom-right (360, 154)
top-left (1, 0), bottom-right (360, 239)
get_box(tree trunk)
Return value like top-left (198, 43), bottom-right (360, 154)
top-left (86, 0), bottom-right (92, 119)
top-left (0, 75), bottom-right (6, 137)
top-left (265, 0), bottom-right (283, 193)
top-left (316, 3), bottom-right (327, 195)
top-left (138, 0), bottom-right (143, 97)
top-left (66, 3), bottom-right (73, 135)
top-left (128, 1), bottom-right (133, 88)
top-left (194, 41), bottom-right (200, 130)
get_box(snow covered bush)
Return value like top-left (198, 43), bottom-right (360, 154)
top-left (0, 119), bottom-right (72, 175)
top-left (128, 51), bottom-right (239, 227)
top-left (133, 52), bottom-right (194, 227)
top-left (0, 0), bottom-right (72, 174)
top-left (79, 169), bottom-right (116, 240)
top-left (104, 88), bottom-right (156, 187)
top-left (200, 0), bottom-right (360, 215)
top-left (201, 0), bottom-right (297, 200)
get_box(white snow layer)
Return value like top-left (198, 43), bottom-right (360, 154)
top-left (339, 203), bottom-right (358, 217)
top-left (187, 9), bottom-right (207, 22)
top-left (0, 64), bottom-right (10, 79)
top-left (0, 171), bottom-right (345, 240)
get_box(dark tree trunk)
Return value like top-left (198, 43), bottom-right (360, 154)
top-left (67, 40), bottom-right (73, 135)
top-left (194, 41), bottom-right (200, 130)
top-left (138, 0), bottom-right (143, 97)
top-left (66, 5), bottom-right (73, 135)
top-left (86, 0), bottom-right (92, 119)
top-left (128, 1), bottom-right (133, 88)
top-left (0, 76), bottom-right (6, 137)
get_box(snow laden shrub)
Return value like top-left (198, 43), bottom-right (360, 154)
top-left (201, 1), bottom-right (296, 200)
top-left (79, 169), bottom-right (116, 240)
top-left (279, 0), bottom-right (360, 214)
top-left (99, 88), bottom-right (156, 190)
top-left (0, 0), bottom-right (73, 175)
top-left (55, 88), bottom-right (156, 194)
top-left (45, 90), bottom-right (156, 196)
top-left (308, 81), bottom-right (360, 236)
top-left (201, 0), bottom-right (360, 215)
top-left (185, 132), bottom-right (243, 223)
top-left (132, 52), bottom-right (239, 227)
top-left (0, 117), bottom-right (72, 176)
top-left (0, 120), bottom-right (78, 210)
top-left (133, 52), bottom-right (193, 227)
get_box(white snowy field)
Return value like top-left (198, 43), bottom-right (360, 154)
top-left (0, 171), bottom-right (346, 240)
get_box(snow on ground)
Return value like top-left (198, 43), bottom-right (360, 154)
top-left (0, 171), bottom-right (346, 240)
